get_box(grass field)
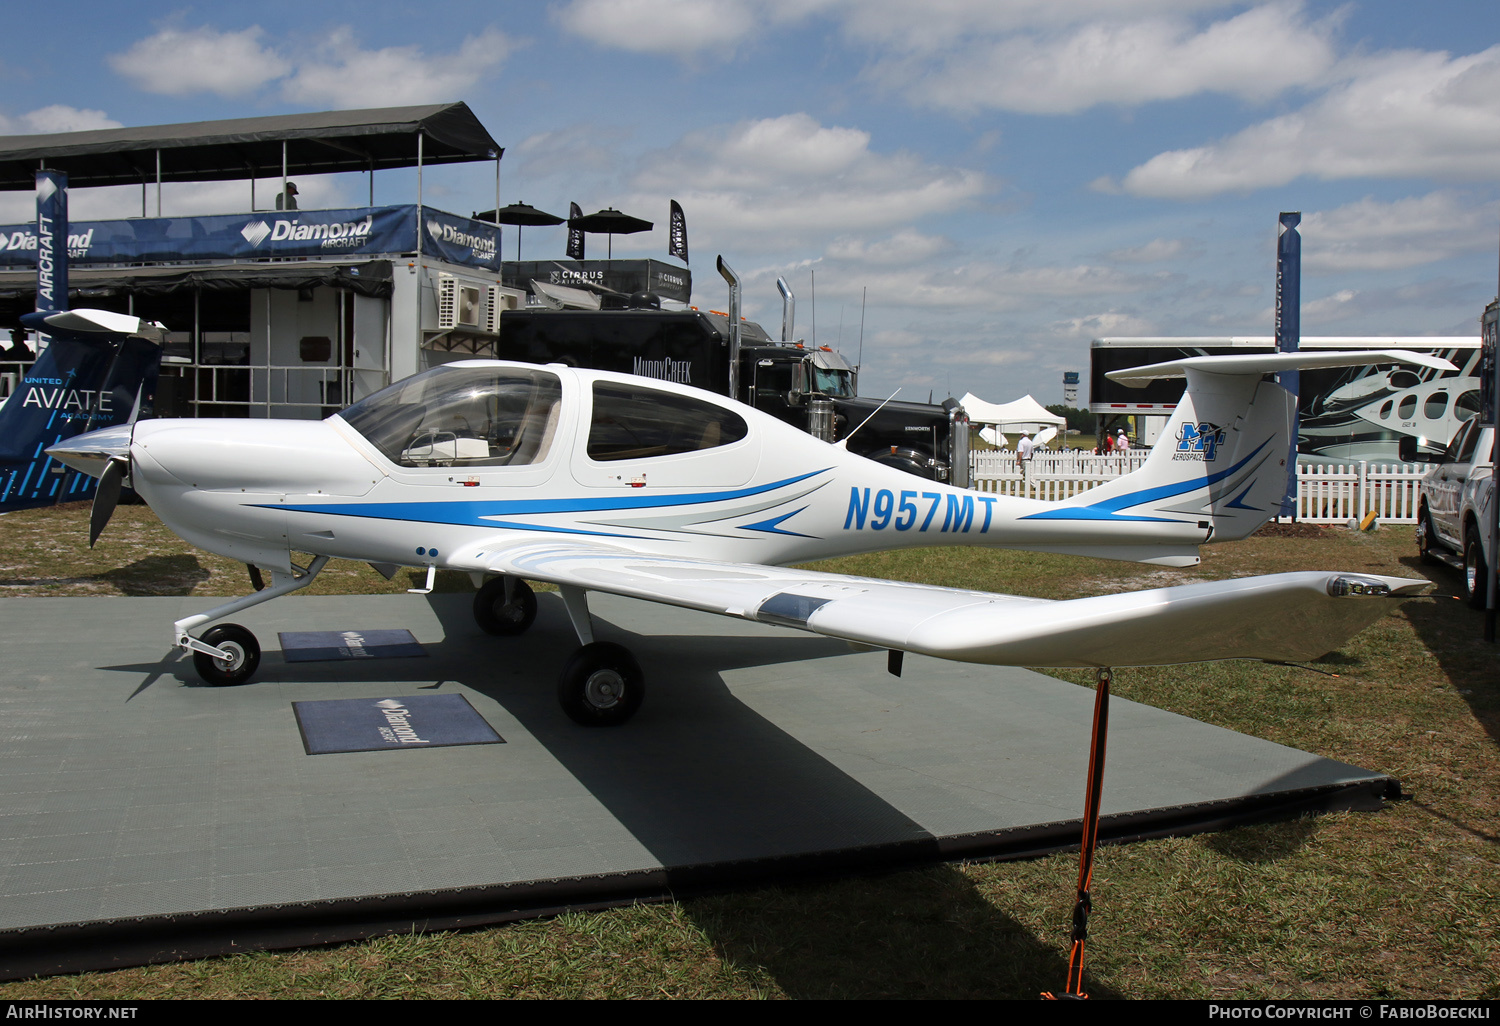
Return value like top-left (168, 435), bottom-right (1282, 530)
top-left (0, 502), bottom-right (1496, 999)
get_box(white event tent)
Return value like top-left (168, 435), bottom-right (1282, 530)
top-left (960, 393), bottom-right (1066, 447)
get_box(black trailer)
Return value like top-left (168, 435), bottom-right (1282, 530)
top-left (496, 263), bottom-right (969, 484)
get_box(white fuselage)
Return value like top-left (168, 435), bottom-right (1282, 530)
top-left (121, 363), bottom-right (1210, 576)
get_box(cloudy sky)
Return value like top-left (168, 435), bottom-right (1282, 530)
top-left (2, 0), bottom-right (1498, 404)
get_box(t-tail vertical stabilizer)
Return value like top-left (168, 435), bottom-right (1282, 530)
top-left (1026, 351), bottom-right (1456, 555)
top-left (0, 309), bottom-right (164, 513)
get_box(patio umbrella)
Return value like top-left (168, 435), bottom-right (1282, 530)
top-left (472, 202), bottom-right (565, 261)
top-left (569, 207), bottom-right (653, 259)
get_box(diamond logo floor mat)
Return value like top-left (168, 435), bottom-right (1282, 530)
top-left (292, 693), bottom-right (504, 754)
top-left (279, 629), bottom-right (426, 662)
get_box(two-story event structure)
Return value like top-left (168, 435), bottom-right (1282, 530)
top-left (0, 104), bottom-right (677, 419)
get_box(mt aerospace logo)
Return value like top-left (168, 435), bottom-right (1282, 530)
top-left (1174, 422), bottom-right (1226, 461)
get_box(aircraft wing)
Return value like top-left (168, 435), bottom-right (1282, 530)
top-left (448, 539), bottom-right (1426, 668)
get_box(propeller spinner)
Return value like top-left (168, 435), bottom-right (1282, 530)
top-left (44, 421), bottom-right (136, 546)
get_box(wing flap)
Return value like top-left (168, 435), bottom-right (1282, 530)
top-left (449, 539), bottom-right (1425, 668)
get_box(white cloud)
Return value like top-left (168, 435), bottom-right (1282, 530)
top-left (1253, 283), bottom-right (1465, 332)
top-left (867, 2), bottom-right (1338, 115)
top-left (281, 27), bottom-right (513, 107)
top-left (108, 26), bottom-right (290, 97)
top-left (826, 230), bottom-right (950, 264)
top-left (1299, 288), bottom-right (1360, 324)
top-left (717, 116), bottom-right (872, 180)
top-left (632, 114), bottom-right (987, 249)
top-left (1050, 310), bottom-right (1158, 337)
top-left (1118, 45), bottom-right (1500, 198)
top-left (552, 0), bottom-right (760, 58)
top-left (1302, 192), bottom-right (1500, 273)
top-left (0, 105), bottom-right (122, 135)
top-left (788, 260), bottom-right (1152, 314)
top-left (555, 2), bottom-right (1339, 115)
top-left (514, 124), bottom-right (634, 182)
top-left (550, 0), bottom-right (1252, 86)
top-left (1106, 237), bottom-right (1193, 263)
top-left (108, 23), bottom-right (512, 108)
top-left (829, 0), bottom-right (1239, 53)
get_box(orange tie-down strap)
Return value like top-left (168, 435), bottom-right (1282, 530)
top-left (1043, 668), bottom-right (1111, 1001)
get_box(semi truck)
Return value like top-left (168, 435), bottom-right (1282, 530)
top-left (493, 257), bottom-right (970, 485)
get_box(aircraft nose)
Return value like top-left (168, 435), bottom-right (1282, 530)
top-left (132, 419), bottom-right (379, 496)
top-left (44, 423), bottom-right (133, 480)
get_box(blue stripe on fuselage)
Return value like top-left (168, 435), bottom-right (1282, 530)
top-left (264, 468), bottom-right (834, 530)
top-left (740, 507), bottom-right (815, 537)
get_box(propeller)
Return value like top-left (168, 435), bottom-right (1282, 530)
top-left (89, 457), bottom-right (127, 548)
top-left (84, 383), bottom-right (146, 548)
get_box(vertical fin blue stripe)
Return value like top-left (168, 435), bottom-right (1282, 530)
top-left (1021, 438), bottom-right (1272, 521)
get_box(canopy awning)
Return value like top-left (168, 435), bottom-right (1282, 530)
top-left (0, 103), bottom-right (501, 190)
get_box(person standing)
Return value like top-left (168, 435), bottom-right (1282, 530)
top-left (1017, 430), bottom-right (1035, 468)
top-left (1116, 428), bottom-right (1130, 452)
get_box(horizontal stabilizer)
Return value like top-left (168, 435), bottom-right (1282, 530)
top-left (19, 308), bottom-right (158, 338)
top-left (1107, 349), bottom-right (1456, 386)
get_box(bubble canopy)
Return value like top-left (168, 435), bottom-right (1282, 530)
top-left (339, 365), bottom-right (562, 469)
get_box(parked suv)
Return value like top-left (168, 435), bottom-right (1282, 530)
top-left (1404, 419), bottom-right (1496, 608)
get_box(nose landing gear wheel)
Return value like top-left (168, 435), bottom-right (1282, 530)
top-left (192, 623), bottom-right (261, 686)
top-left (473, 576), bottom-right (538, 635)
top-left (558, 642), bottom-right (643, 726)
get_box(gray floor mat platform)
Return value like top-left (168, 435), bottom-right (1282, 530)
top-left (0, 592), bottom-right (1396, 976)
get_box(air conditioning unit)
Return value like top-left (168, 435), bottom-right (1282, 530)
top-left (437, 274), bottom-right (484, 330)
top-left (438, 275), bottom-right (514, 333)
top-left (485, 286), bottom-right (512, 334)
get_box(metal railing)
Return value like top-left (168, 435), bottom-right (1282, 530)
top-left (160, 362), bottom-right (389, 418)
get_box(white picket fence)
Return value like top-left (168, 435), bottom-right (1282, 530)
top-left (971, 450), bottom-right (1427, 524)
top-left (971, 450), bottom-right (1149, 502)
top-left (1290, 462), bottom-right (1427, 524)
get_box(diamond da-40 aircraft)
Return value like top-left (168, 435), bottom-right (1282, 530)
top-left (47, 310), bottom-right (1444, 725)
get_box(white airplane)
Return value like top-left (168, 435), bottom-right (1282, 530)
top-left (47, 316), bottom-right (1446, 726)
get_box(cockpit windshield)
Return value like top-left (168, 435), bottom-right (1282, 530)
top-left (339, 365), bottom-right (563, 468)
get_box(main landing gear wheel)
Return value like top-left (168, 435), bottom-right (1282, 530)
top-left (473, 576), bottom-right (537, 635)
top-left (1416, 506), bottom-right (1439, 566)
top-left (1464, 534), bottom-right (1488, 610)
top-left (558, 642), bottom-right (643, 726)
top-left (192, 623), bottom-right (261, 686)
